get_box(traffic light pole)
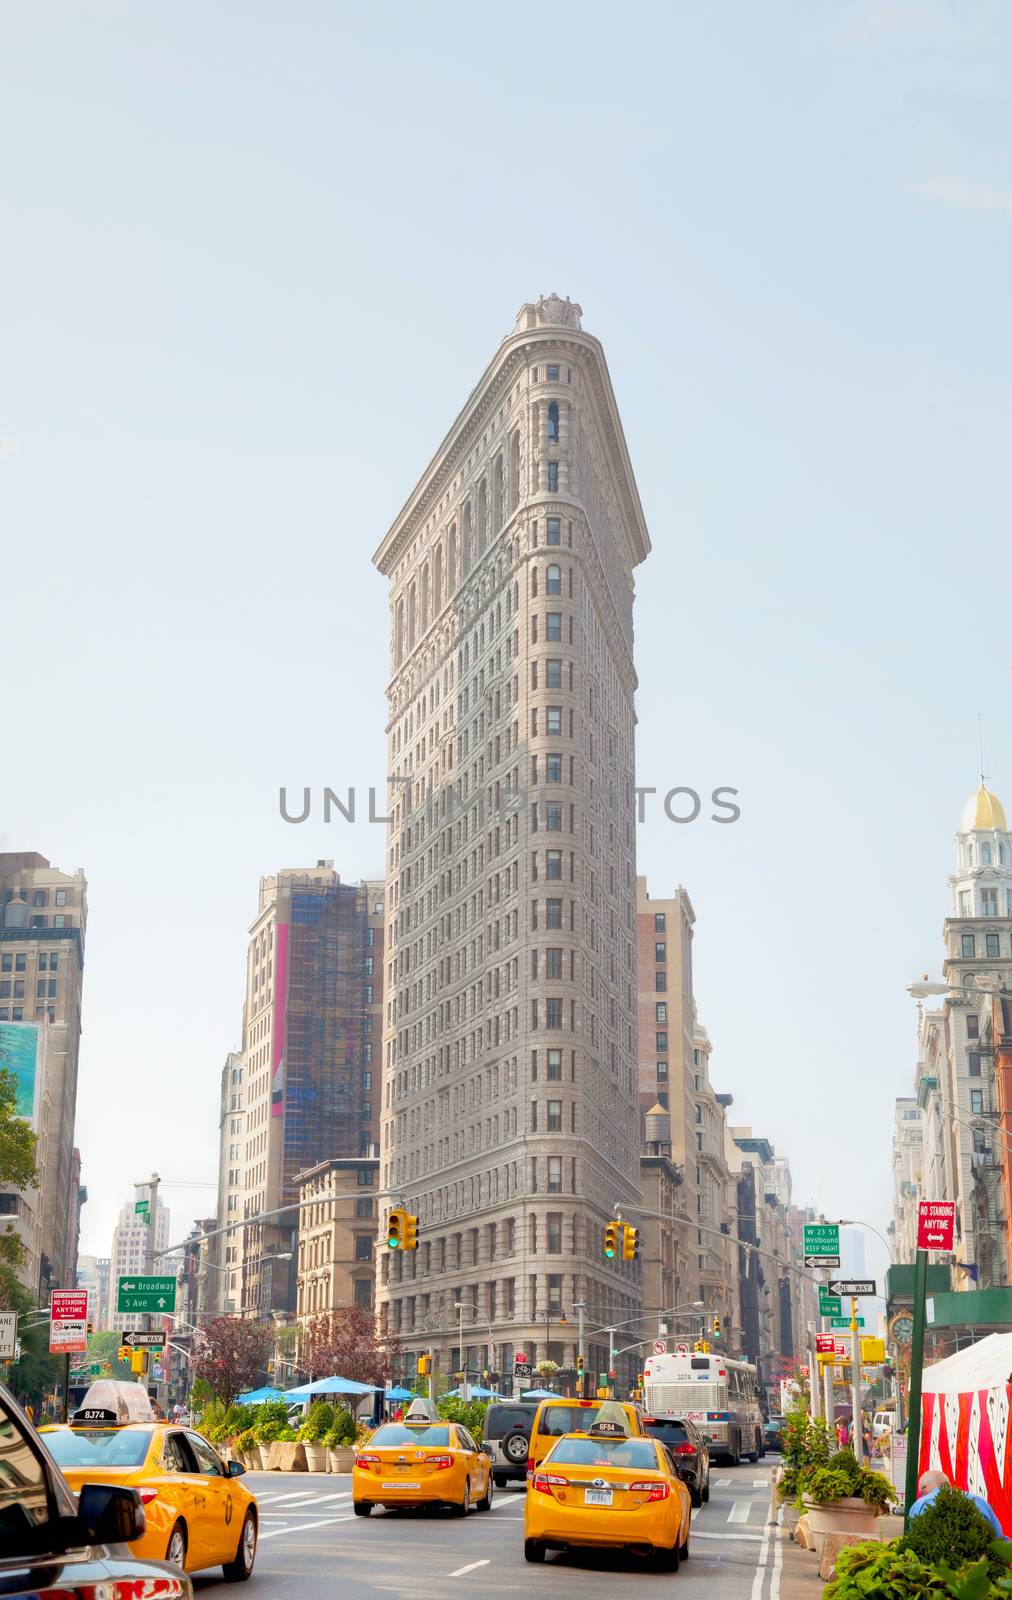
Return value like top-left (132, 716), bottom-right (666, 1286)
top-left (850, 1297), bottom-right (863, 1464)
top-left (143, 1173), bottom-right (159, 1402)
top-left (903, 1246), bottom-right (929, 1526)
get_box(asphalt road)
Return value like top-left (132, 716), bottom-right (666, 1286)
top-left (192, 1459), bottom-right (786, 1600)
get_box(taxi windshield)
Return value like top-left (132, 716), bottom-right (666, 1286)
top-left (540, 1404), bottom-right (613, 1437)
top-left (44, 1428), bottom-right (153, 1468)
top-left (370, 1423), bottom-right (451, 1447)
top-left (549, 1438), bottom-right (659, 1470)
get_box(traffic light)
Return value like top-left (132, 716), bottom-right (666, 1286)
top-left (117, 1345), bottom-right (130, 1362)
top-left (417, 1354), bottom-right (432, 1376)
top-left (402, 1212), bottom-right (419, 1251)
top-left (604, 1221), bottom-right (620, 1259)
top-left (386, 1208), bottom-right (404, 1249)
top-left (622, 1224), bottom-right (640, 1261)
top-left (712, 1314), bottom-right (721, 1338)
top-left (576, 1354), bottom-right (585, 1373)
top-left (87, 1322), bottom-right (93, 1337)
top-left (130, 1349), bottom-right (146, 1375)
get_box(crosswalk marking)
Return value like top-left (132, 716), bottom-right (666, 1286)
top-left (262, 1491), bottom-right (352, 1509)
top-left (259, 1514), bottom-right (355, 1540)
top-left (715, 1477), bottom-right (733, 1487)
top-left (753, 1478), bottom-right (767, 1488)
top-left (728, 1500), bottom-right (751, 1523)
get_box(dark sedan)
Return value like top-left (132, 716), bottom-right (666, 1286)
top-left (0, 1380), bottom-right (191, 1600)
top-left (643, 1415), bottom-right (710, 1507)
top-left (763, 1414), bottom-right (787, 1452)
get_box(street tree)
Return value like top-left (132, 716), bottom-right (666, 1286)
top-left (301, 1306), bottom-right (390, 1386)
top-left (0, 1064), bottom-right (38, 1311)
top-left (189, 1316), bottom-right (272, 1410)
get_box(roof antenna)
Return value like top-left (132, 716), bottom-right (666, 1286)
top-left (977, 713), bottom-right (986, 789)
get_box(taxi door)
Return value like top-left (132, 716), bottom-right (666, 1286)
top-left (455, 1426), bottom-right (489, 1498)
top-left (184, 1430), bottom-right (235, 1565)
top-left (155, 1429), bottom-right (203, 1552)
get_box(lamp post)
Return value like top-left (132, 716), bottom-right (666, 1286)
top-left (544, 1306), bottom-right (567, 1386)
top-left (573, 1298), bottom-right (586, 1395)
top-left (455, 1302), bottom-right (467, 1402)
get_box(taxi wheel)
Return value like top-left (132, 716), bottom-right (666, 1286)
top-left (476, 1470), bottom-right (494, 1511)
top-left (165, 1522), bottom-right (187, 1568)
top-left (524, 1539), bottom-right (546, 1563)
top-left (450, 1477), bottom-right (472, 1516)
top-left (222, 1509), bottom-right (257, 1581)
top-left (654, 1540), bottom-right (679, 1572)
top-left (680, 1525), bottom-right (690, 1561)
top-left (353, 1501), bottom-right (372, 1516)
top-left (702, 1478), bottom-right (710, 1504)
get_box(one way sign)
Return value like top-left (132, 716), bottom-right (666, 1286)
top-left (827, 1279), bottom-right (876, 1297)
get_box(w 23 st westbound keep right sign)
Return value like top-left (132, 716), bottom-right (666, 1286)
top-left (917, 1200), bottom-right (955, 1252)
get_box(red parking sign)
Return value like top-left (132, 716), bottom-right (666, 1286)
top-left (816, 1334), bottom-right (835, 1354)
top-left (50, 1289), bottom-right (89, 1354)
top-left (917, 1201), bottom-right (955, 1253)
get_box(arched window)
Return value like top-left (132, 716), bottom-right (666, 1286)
top-left (982, 843), bottom-right (992, 866)
top-left (420, 564), bottom-right (429, 635)
top-left (395, 598), bottom-right (404, 665)
top-left (462, 502), bottom-right (473, 573)
top-left (547, 401), bottom-right (559, 441)
top-left (546, 564), bottom-right (562, 595)
top-left (547, 460), bottom-right (559, 492)
top-left (407, 582), bottom-right (417, 651)
top-left (493, 454), bottom-right (503, 533)
top-left (433, 544), bottom-right (443, 613)
top-left (477, 480), bottom-right (487, 557)
top-left (447, 523), bottom-right (457, 593)
top-left (509, 431), bottom-right (521, 512)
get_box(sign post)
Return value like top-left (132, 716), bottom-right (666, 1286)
top-left (904, 1201), bottom-right (955, 1524)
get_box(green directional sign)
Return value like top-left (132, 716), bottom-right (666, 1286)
top-left (117, 1275), bottom-right (176, 1315)
top-left (804, 1223), bottom-right (840, 1255)
top-left (830, 1316), bottom-right (865, 1329)
top-left (819, 1289), bottom-right (842, 1317)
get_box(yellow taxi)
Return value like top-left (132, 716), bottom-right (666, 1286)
top-left (42, 1381), bottom-right (258, 1579)
top-left (523, 1403), bottom-right (692, 1569)
top-left (353, 1397), bottom-right (494, 1516)
top-left (527, 1395), bottom-right (645, 1475)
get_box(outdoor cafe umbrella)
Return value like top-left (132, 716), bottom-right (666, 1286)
top-left (235, 1386), bottom-right (287, 1405)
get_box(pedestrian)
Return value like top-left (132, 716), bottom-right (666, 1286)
top-left (394, 1405), bottom-right (403, 1422)
top-left (836, 1418), bottom-right (849, 1448)
top-left (909, 1469), bottom-right (1004, 1535)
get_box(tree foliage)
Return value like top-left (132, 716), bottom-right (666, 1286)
top-left (300, 1306), bottom-right (390, 1385)
top-left (189, 1317), bottom-right (272, 1410)
top-left (899, 1486), bottom-right (1012, 1580)
top-left (0, 1065), bottom-right (39, 1309)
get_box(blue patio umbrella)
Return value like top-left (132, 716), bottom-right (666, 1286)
top-left (444, 1384), bottom-right (498, 1400)
top-left (286, 1375), bottom-right (379, 1401)
top-left (385, 1385), bottom-right (415, 1401)
top-left (520, 1388), bottom-right (560, 1400)
top-left (235, 1386), bottom-right (287, 1404)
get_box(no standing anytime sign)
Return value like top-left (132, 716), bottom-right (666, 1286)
top-left (917, 1200), bottom-right (955, 1253)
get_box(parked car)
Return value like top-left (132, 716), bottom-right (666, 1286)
top-left (482, 1401), bottom-right (538, 1487)
top-left (642, 1415), bottom-right (710, 1506)
top-left (872, 1410), bottom-right (895, 1438)
top-left (0, 1379), bottom-right (192, 1600)
top-left (763, 1414), bottom-right (787, 1452)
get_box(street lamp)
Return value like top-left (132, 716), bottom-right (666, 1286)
top-left (454, 1302), bottom-right (469, 1402)
top-left (544, 1305), bottom-right (567, 1380)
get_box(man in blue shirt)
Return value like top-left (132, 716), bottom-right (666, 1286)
top-left (909, 1469), bottom-right (1004, 1536)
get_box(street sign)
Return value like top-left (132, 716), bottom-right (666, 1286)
top-left (804, 1223), bottom-right (840, 1256)
top-left (827, 1279), bottom-right (876, 1298)
top-left (122, 1331), bottom-right (165, 1349)
top-left (0, 1311), bottom-right (16, 1358)
top-left (134, 1199), bottom-right (149, 1215)
top-left (819, 1289), bottom-right (842, 1316)
top-left (805, 1254), bottom-right (841, 1268)
top-left (117, 1276), bottom-right (176, 1315)
top-left (917, 1200), bottom-right (955, 1253)
top-left (652, 1339), bottom-right (666, 1354)
top-left (513, 1361), bottom-right (533, 1383)
top-left (50, 1289), bottom-right (89, 1355)
top-left (815, 1333), bottom-right (835, 1354)
top-left (830, 1316), bottom-right (865, 1329)
top-left (675, 1341), bottom-right (689, 1355)
top-left (833, 1336), bottom-right (847, 1357)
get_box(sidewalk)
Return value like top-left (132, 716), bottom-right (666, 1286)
top-left (776, 1521), bottom-right (824, 1598)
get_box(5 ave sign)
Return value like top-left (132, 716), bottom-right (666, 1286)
top-left (917, 1201), bottom-right (955, 1253)
top-left (117, 1276), bottom-right (176, 1315)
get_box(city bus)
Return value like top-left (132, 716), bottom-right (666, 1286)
top-left (642, 1350), bottom-right (764, 1464)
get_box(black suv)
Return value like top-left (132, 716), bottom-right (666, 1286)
top-left (0, 1381), bottom-right (191, 1600)
top-left (643, 1415), bottom-right (711, 1507)
top-left (482, 1401), bottom-right (538, 1486)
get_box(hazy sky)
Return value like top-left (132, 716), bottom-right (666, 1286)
top-left (4, 3), bottom-right (1011, 1296)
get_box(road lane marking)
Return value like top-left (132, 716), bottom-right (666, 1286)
top-left (263, 1491), bottom-right (352, 1508)
top-left (259, 1514), bottom-right (355, 1539)
top-left (728, 1501), bottom-right (751, 1523)
top-left (258, 1489), bottom-right (328, 1503)
top-left (771, 1507), bottom-right (784, 1600)
top-left (693, 1529), bottom-right (764, 1543)
top-left (716, 1477), bottom-right (733, 1486)
top-left (749, 1509), bottom-right (773, 1599)
top-left (753, 1478), bottom-right (767, 1487)
top-left (448, 1560), bottom-right (490, 1577)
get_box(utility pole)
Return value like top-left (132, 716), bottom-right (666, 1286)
top-left (607, 1326), bottom-right (616, 1395)
top-left (850, 1297), bottom-right (863, 1463)
top-left (144, 1173), bottom-right (160, 1404)
top-left (808, 1323), bottom-right (821, 1421)
top-left (574, 1298), bottom-right (586, 1398)
top-left (427, 1347), bottom-right (434, 1404)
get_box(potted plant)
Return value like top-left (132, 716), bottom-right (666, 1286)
top-left (777, 1406), bottom-right (832, 1532)
top-left (324, 1405), bottom-right (358, 1472)
top-left (234, 1426), bottom-right (260, 1471)
top-left (297, 1401), bottom-right (334, 1473)
top-left (799, 1449), bottom-right (897, 1556)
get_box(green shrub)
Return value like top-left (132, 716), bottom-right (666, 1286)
top-left (825, 1541), bottom-right (970, 1598)
top-left (323, 1408), bottom-right (358, 1449)
top-left (296, 1401), bottom-right (336, 1444)
top-left (437, 1396), bottom-right (488, 1442)
top-left (777, 1408), bottom-right (834, 1503)
top-left (899, 1486), bottom-right (1012, 1581)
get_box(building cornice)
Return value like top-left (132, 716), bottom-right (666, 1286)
top-left (373, 322), bottom-right (650, 577)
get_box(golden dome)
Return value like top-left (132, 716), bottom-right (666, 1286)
top-left (961, 785), bottom-right (1008, 832)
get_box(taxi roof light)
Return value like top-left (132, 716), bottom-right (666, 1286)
top-left (404, 1397), bottom-right (439, 1422)
top-left (72, 1379), bottom-right (155, 1426)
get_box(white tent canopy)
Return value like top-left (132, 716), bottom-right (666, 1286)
top-left (921, 1333), bottom-right (1012, 1394)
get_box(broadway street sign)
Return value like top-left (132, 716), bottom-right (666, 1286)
top-left (117, 1276), bottom-right (176, 1315)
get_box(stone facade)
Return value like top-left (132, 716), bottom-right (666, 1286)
top-left (373, 296), bottom-right (650, 1386)
top-left (295, 1157), bottom-right (379, 1325)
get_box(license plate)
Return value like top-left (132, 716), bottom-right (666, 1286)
top-left (382, 1480), bottom-right (420, 1488)
top-left (585, 1488), bottom-right (613, 1506)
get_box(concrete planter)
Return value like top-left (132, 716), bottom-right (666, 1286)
top-left (245, 1445), bottom-right (266, 1471)
top-left (303, 1443), bottom-right (328, 1473)
top-left (802, 1496), bottom-right (883, 1559)
top-left (328, 1447), bottom-right (355, 1473)
top-left (266, 1441), bottom-right (307, 1472)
